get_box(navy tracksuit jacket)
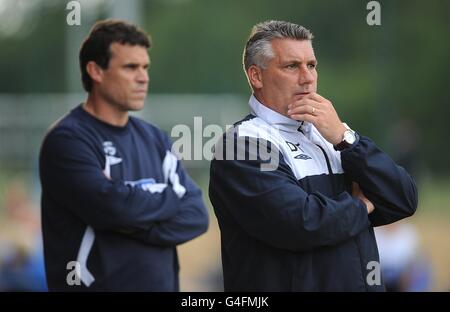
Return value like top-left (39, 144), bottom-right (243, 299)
top-left (209, 95), bottom-right (417, 291)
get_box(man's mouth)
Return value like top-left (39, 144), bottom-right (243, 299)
top-left (293, 92), bottom-right (310, 99)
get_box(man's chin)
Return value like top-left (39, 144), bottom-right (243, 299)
top-left (127, 99), bottom-right (146, 111)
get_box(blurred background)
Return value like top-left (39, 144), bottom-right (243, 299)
top-left (0, 0), bottom-right (448, 291)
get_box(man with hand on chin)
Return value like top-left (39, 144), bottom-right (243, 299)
top-left (209, 20), bottom-right (417, 291)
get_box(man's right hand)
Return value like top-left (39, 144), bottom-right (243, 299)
top-left (352, 182), bottom-right (375, 214)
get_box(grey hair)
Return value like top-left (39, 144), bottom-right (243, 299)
top-left (243, 20), bottom-right (313, 71)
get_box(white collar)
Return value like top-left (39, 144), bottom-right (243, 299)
top-left (248, 94), bottom-right (312, 134)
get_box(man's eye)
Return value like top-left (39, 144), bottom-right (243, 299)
top-left (286, 64), bottom-right (297, 69)
top-left (308, 64), bottom-right (316, 69)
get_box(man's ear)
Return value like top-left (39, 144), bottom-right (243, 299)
top-left (247, 65), bottom-right (263, 89)
top-left (86, 61), bottom-right (104, 85)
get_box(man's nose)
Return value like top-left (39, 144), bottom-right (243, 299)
top-left (298, 66), bottom-right (314, 85)
top-left (137, 68), bottom-right (149, 84)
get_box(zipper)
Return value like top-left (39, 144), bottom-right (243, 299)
top-left (316, 144), bottom-right (340, 196)
top-left (316, 144), bottom-right (332, 175)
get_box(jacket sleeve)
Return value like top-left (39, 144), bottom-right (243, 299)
top-left (39, 129), bottom-right (181, 232)
top-left (209, 133), bottom-right (370, 253)
top-left (340, 135), bottom-right (418, 227)
top-left (118, 134), bottom-right (209, 246)
top-left (126, 170), bottom-right (209, 247)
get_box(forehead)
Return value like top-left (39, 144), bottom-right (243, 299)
top-left (109, 42), bottom-right (149, 64)
top-left (270, 38), bottom-right (315, 62)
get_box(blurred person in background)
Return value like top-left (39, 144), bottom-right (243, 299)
top-left (375, 222), bottom-right (433, 291)
top-left (209, 20), bottom-right (418, 291)
top-left (0, 181), bottom-right (47, 291)
top-left (374, 120), bottom-right (432, 292)
top-left (39, 19), bottom-right (208, 291)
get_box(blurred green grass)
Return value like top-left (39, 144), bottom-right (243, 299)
top-left (417, 178), bottom-right (450, 217)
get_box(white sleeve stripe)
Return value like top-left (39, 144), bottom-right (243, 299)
top-left (162, 151), bottom-right (186, 198)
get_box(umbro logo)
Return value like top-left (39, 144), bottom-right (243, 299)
top-left (286, 141), bottom-right (312, 160)
top-left (294, 153), bottom-right (312, 160)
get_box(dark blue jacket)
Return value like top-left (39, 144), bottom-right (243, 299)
top-left (209, 96), bottom-right (417, 291)
top-left (40, 105), bottom-right (208, 291)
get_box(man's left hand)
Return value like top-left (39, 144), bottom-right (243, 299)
top-left (287, 92), bottom-right (346, 145)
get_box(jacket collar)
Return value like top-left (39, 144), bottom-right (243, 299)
top-left (248, 94), bottom-right (312, 135)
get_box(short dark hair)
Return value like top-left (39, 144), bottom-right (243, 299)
top-left (79, 19), bottom-right (151, 92)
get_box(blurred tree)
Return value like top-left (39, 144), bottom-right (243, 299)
top-left (0, 0), bottom-right (448, 175)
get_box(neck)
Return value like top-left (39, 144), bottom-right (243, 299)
top-left (83, 92), bottom-right (129, 127)
top-left (253, 91), bottom-right (286, 117)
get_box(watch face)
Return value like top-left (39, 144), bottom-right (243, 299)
top-left (344, 130), bottom-right (356, 144)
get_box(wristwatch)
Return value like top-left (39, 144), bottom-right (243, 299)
top-left (334, 123), bottom-right (357, 151)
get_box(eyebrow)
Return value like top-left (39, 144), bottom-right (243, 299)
top-left (122, 62), bottom-right (150, 68)
top-left (283, 59), bottom-right (317, 64)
